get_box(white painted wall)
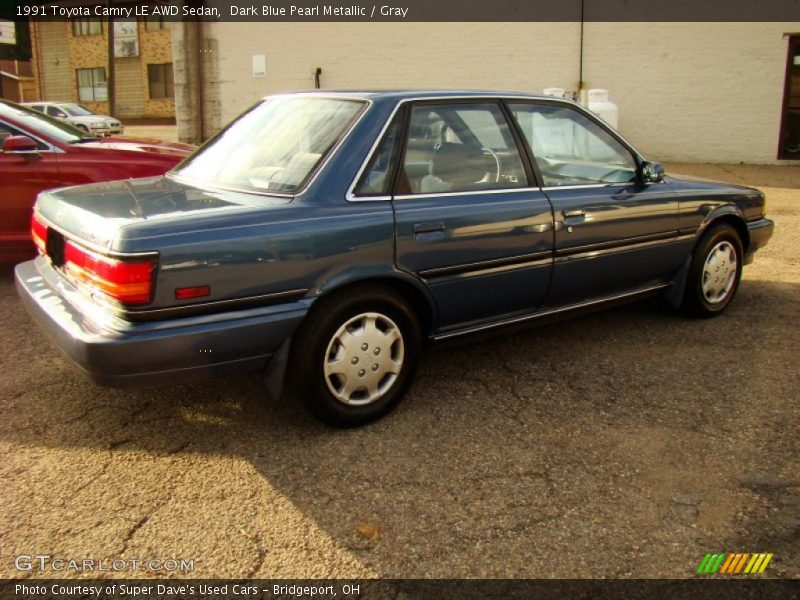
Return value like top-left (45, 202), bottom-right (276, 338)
top-left (197, 21), bottom-right (800, 163)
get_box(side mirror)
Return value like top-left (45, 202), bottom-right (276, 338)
top-left (641, 161), bottom-right (665, 183)
top-left (3, 135), bottom-right (39, 153)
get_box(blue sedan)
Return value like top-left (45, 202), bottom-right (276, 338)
top-left (16, 91), bottom-right (774, 426)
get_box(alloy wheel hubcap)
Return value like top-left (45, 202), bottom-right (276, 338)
top-left (323, 312), bottom-right (404, 406)
top-left (701, 241), bottom-right (737, 304)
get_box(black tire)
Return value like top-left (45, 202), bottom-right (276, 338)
top-left (290, 284), bottom-right (422, 427)
top-left (682, 224), bottom-right (743, 318)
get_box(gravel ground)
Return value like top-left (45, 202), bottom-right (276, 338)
top-left (0, 164), bottom-right (797, 580)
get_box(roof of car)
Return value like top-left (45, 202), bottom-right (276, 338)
top-left (267, 90), bottom-right (558, 102)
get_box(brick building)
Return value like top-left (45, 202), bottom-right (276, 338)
top-left (30, 18), bottom-right (175, 121)
top-left (172, 21), bottom-right (800, 163)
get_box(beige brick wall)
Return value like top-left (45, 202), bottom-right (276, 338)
top-left (32, 20), bottom-right (175, 119)
top-left (201, 21), bottom-right (800, 164)
top-left (114, 57), bottom-right (145, 117)
top-left (34, 22), bottom-right (71, 101)
top-left (140, 25), bottom-right (175, 117)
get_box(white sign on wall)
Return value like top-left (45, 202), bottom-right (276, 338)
top-left (252, 54), bottom-right (267, 78)
top-left (114, 21), bottom-right (139, 57)
top-left (0, 20), bottom-right (16, 45)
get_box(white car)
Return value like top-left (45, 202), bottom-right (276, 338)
top-left (23, 102), bottom-right (123, 136)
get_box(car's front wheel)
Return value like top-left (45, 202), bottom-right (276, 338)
top-left (291, 285), bottom-right (422, 427)
top-left (682, 223), bottom-right (744, 318)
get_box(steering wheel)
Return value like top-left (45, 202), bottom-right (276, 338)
top-left (481, 147), bottom-right (501, 183)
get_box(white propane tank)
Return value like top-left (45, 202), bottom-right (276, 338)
top-left (542, 87), bottom-right (566, 99)
top-left (586, 88), bottom-right (619, 129)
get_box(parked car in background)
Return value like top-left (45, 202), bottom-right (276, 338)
top-left (23, 101), bottom-right (124, 136)
top-left (0, 99), bottom-right (193, 262)
top-left (15, 91), bottom-right (774, 427)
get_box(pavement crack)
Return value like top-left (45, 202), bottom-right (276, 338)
top-left (120, 515), bottom-right (150, 555)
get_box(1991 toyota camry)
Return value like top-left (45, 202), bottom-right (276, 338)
top-left (15, 91), bottom-right (774, 427)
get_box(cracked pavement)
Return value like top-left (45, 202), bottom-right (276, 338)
top-left (1, 164), bottom-right (798, 579)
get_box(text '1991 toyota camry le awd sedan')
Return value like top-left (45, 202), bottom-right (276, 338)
top-left (15, 91), bottom-right (774, 427)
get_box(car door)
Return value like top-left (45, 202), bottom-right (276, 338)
top-left (0, 119), bottom-right (62, 254)
top-left (354, 100), bottom-right (554, 329)
top-left (506, 101), bottom-right (685, 307)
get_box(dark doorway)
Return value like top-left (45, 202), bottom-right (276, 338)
top-left (779, 35), bottom-right (800, 159)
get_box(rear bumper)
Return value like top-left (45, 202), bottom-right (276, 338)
top-left (744, 217), bottom-right (775, 264)
top-left (15, 258), bottom-right (308, 388)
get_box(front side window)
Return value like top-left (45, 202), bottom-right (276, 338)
top-left (400, 103), bottom-right (527, 194)
top-left (508, 102), bottom-right (636, 187)
top-left (76, 68), bottom-right (107, 102)
top-left (173, 97), bottom-right (365, 194)
top-left (62, 104), bottom-right (94, 117)
top-left (46, 106), bottom-right (67, 118)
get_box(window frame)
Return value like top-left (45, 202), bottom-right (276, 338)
top-left (147, 63), bottom-right (174, 100)
top-left (144, 16), bottom-right (171, 31)
top-left (72, 19), bottom-right (102, 37)
top-left (503, 99), bottom-right (646, 190)
top-left (351, 105), bottom-right (408, 199)
top-left (347, 95), bottom-right (654, 203)
top-left (76, 67), bottom-right (107, 103)
top-left (167, 95), bottom-right (372, 198)
top-left (348, 97), bottom-right (541, 202)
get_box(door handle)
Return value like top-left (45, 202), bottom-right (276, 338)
top-left (562, 209), bottom-right (585, 219)
top-left (412, 222), bottom-right (446, 234)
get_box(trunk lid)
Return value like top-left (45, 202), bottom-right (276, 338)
top-left (36, 175), bottom-right (292, 252)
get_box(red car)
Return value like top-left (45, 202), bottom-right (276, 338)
top-left (0, 100), bottom-right (194, 262)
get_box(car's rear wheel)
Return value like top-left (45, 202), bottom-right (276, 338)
top-left (682, 224), bottom-right (743, 318)
top-left (290, 285), bottom-right (422, 427)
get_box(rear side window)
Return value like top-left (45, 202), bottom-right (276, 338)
top-left (400, 103), bottom-right (527, 195)
top-left (353, 111), bottom-right (405, 197)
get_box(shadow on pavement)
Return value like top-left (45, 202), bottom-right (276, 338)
top-left (0, 273), bottom-right (797, 577)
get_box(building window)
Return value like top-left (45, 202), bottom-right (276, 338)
top-left (76, 68), bottom-right (107, 102)
top-left (147, 63), bottom-right (174, 99)
top-left (72, 19), bottom-right (102, 36)
top-left (144, 16), bottom-right (172, 31)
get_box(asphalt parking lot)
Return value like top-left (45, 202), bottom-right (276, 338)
top-left (1, 164), bottom-right (797, 580)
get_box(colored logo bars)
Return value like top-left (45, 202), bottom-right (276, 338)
top-left (696, 552), bottom-right (773, 575)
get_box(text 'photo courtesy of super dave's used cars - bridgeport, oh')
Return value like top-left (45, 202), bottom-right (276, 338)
top-left (14, 90), bottom-right (774, 427)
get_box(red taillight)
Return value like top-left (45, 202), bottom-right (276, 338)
top-left (31, 212), bottom-right (47, 255)
top-left (64, 241), bottom-right (155, 305)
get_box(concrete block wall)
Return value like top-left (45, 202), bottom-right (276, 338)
top-left (194, 21), bottom-right (800, 164)
top-left (582, 22), bottom-right (800, 164)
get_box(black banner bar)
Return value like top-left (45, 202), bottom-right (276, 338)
top-left (2, 0), bottom-right (800, 22)
top-left (3, 579), bottom-right (800, 600)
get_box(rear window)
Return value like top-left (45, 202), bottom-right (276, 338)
top-left (172, 96), bottom-right (366, 194)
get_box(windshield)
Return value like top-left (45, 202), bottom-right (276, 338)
top-left (172, 96), bottom-right (365, 193)
top-left (62, 104), bottom-right (94, 117)
top-left (0, 101), bottom-right (97, 143)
